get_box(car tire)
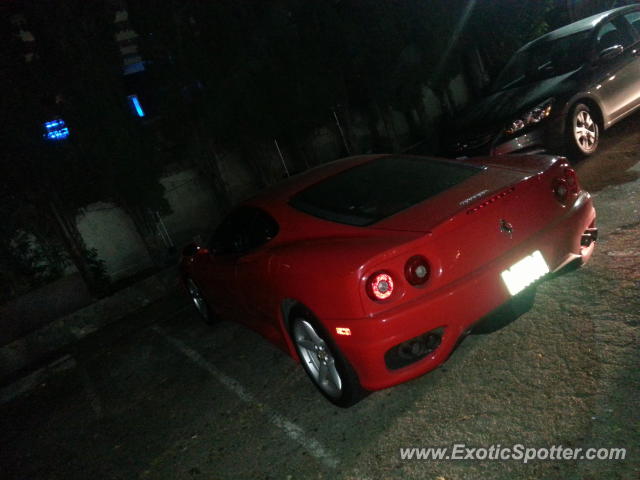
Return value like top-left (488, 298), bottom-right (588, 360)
top-left (289, 306), bottom-right (366, 407)
top-left (566, 103), bottom-right (600, 158)
top-left (186, 278), bottom-right (217, 325)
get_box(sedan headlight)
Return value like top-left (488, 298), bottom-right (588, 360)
top-left (504, 99), bottom-right (554, 136)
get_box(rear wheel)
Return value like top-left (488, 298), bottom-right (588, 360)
top-left (289, 307), bottom-right (365, 407)
top-left (567, 103), bottom-right (599, 157)
top-left (186, 278), bottom-right (216, 324)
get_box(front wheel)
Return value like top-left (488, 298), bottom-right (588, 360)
top-left (567, 103), bottom-right (600, 158)
top-left (186, 278), bottom-right (217, 324)
top-left (290, 308), bottom-right (365, 407)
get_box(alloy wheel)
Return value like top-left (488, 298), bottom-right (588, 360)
top-left (573, 109), bottom-right (598, 154)
top-left (187, 279), bottom-right (209, 320)
top-left (292, 319), bottom-right (343, 398)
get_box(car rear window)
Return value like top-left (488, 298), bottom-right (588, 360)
top-left (289, 156), bottom-right (483, 226)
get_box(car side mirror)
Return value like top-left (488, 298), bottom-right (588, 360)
top-left (599, 44), bottom-right (624, 62)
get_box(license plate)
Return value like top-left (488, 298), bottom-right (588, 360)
top-left (501, 250), bottom-right (549, 296)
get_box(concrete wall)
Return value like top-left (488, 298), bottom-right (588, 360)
top-left (258, 143), bottom-right (293, 184)
top-left (374, 108), bottom-right (411, 148)
top-left (76, 202), bottom-right (153, 281)
top-left (390, 108), bottom-right (411, 146)
top-left (74, 168), bottom-right (227, 282)
top-left (349, 111), bottom-right (374, 154)
top-left (159, 168), bottom-right (221, 246)
top-left (217, 151), bottom-right (262, 204)
top-left (449, 73), bottom-right (471, 110)
top-left (421, 85), bottom-right (443, 122)
top-left (308, 126), bottom-right (343, 165)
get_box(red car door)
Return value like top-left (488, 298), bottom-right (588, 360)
top-left (194, 252), bottom-right (240, 319)
top-left (204, 206), bottom-right (280, 329)
top-left (234, 249), bottom-right (281, 340)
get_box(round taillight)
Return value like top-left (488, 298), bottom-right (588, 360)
top-left (367, 271), bottom-right (394, 301)
top-left (404, 255), bottom-right (430, 286)
top-left (564, 167), bottom-right (577, 190)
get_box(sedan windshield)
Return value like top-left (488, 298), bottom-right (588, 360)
top-left (492, 31), bottom-right (591, 92)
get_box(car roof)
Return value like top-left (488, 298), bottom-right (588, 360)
top-left (522, 5), bottom-right (639, 48)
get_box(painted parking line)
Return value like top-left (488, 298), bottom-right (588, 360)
top-left (152, 326), bottom-right (339, 469)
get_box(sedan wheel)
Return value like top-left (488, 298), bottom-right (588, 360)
top-left (569, 104), bottom-right (599, 156)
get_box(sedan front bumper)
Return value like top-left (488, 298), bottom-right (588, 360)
top-left (491, 129), bottom-right (547, 155)
top-left (451, 116), bottom-right (567, 158)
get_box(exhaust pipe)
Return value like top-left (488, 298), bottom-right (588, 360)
top-left (581, 227), bottom-right (598, 247)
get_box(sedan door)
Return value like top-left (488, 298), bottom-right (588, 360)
top-left (619, 10), bottom-right (640, 115)
top-left (593, 17), bottom-right (640, 124)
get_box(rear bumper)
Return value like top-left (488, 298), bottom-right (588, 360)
top-left (325, 192), bottom-right (596, 391)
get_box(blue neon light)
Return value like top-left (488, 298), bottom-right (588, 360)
top-left (46, 128), bottom-right (70, 140)
top-left (43, 119), bottom-right (70, 141)
top-left (128, 94), bottom-right (145, 117)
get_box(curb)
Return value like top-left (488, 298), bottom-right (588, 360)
top-left (0, 267), bottom-right (179, 388)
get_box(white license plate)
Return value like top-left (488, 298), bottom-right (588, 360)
top-left (501, 250), bottom-right (550, 296)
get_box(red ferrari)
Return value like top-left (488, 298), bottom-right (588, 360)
top-left (181, 154), bottom-right (597, 407)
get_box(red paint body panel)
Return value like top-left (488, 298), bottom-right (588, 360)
top-left (181, 154), bottom-right (596, 391)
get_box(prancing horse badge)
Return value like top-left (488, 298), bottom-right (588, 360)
top-left (500, 219), bottom-right (513, 238)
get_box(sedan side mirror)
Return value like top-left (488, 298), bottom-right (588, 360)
top-left (599, 44), bottom-right (624, 62)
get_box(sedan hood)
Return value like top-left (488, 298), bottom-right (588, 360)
top-left (452, 70), bottom-right (579, 131)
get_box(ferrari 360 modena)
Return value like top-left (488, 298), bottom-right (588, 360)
top-left (181, 154), bottom-right (597, 407)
